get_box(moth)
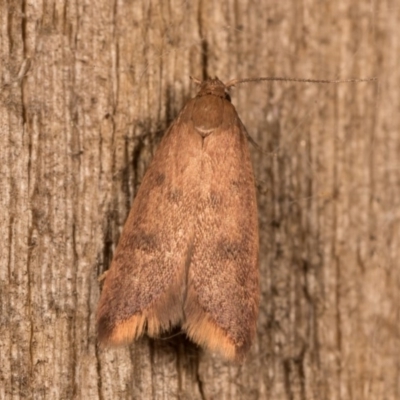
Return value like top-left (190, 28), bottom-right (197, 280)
top-left (97, 77), bottom-right (260, 362)
top-left (96, 73), bottom-right (376, 361)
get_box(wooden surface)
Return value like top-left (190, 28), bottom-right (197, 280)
top-left (1, 1), bottom-right (398, 399)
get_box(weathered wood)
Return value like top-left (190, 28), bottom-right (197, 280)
top-left (1, 1), bottom-right (398, 399)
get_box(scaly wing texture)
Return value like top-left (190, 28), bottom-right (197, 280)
top-left (183, 100), bottom-right (260, 361)
top-left (97, 99), bottom-right (202, 344)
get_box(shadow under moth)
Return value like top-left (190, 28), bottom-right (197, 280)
top-left (97, 77), bottom-right (260, 362)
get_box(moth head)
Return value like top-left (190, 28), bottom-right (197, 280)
top-left (190, 76), bottom-right (231, 101)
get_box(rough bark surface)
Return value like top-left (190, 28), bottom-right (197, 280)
top-left (1, 1), bottom-right (398, 399)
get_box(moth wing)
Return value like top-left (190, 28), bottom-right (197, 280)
top-left (97, 102), bottom-right (202, 344)
top-left (183, 117), bottom-right (260, 362)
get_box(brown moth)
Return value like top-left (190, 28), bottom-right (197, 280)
top-left (96, 74), bottom-right (376, 361)
top-left (97, 77), bottom-right (260, 362)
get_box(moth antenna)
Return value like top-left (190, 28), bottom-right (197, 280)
top-left (225, 76), bottom-right (378, 88)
